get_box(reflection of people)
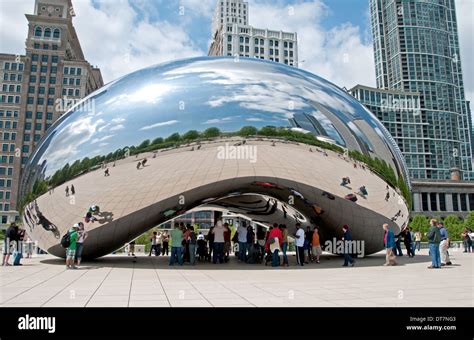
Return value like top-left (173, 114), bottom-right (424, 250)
top-left (71, 185), bottom-right (75, 195)
top-left (25, 236), bottom-right (34, 259)
top-left (65, 186), bottom-right (69, 196)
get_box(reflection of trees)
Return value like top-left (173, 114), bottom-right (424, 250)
top-left (348, 150), bottom-right (412, 207)
top-left (21, 125), bottom-right (409, 211)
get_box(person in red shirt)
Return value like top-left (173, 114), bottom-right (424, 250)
top-left (265, 225), bottom-right (283, 267)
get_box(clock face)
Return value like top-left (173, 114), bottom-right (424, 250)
top-left (47, 6), bottom-right (54, 13)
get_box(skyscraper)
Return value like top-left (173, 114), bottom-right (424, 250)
top-left (0, 0), bottom-right (103, 228)
top-left (369, 0), bottom-right (472, 181)
top-left (208, 0), bottom-right (298, 67)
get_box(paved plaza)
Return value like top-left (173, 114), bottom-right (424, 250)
top-left (1, 249), bottom-right (472, 308)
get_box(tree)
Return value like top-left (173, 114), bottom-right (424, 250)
top-left (203, 127), bottom-right (220, 138)
top-left (258, 126), bottom-right (277, 136)
top-left (151, 137), bottom-right (164, 145)
top-left (182, 130), bottom-right (200, 140)
top-left (165, 132), bottom-right (181, 143)
top-left (137, 139), bottom-right (150, 149)
top-left (442, 215), bottom-right (464, 241)
top-left (464, 211), bottom-right (474, 229)
top-left (238, 126), bottom-right (258, 136)
top-left (409, 215), bottom-right (430, 240)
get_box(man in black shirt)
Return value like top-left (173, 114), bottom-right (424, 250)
top-left (2, 222), bottom-right (19, 266)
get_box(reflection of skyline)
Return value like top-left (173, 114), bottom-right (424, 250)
top-left (25, 57), bottom-right (406, 179)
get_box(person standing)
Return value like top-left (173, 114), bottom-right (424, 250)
top-left (128, 240), bottom-right (136, 256)
top-left (66, 224), bottom-right (79, 269)
top-left (161, 231), bottom-right (169, 256)
top-left (414, 231), bottom-right (422, 253)
top-left (312, 226), bottom-right (322, 263)
top-left (223, 224), bottom-right (231, 262)
top-left (393, 231), bottom-right (404, 256)
top-left (2, 222), bottom-right (19, 266)
top-left (25, 236), bottom-right (34, 259)
top-left (265, 225), bottom-right (283, 267)
top-left (207, 226), bottom-right (215, 261)
top-left (403, 227), bottom-right (414, 258)
top-left (71, 185), bottom-right (75, 195)
top-left (280, 224), bottom-right (289, 267)
top-left (438, 223), bottom-right (452, 266)
top-left (169, 224), bottom-right (183, 266)
top-left (237, 223), bottom-right (248, 263)
top-left (75, 222), bottom-right (88, 267)
top-left (246, 225), bottom-right (255, 261)
top-left (148, 232), bottom-right (159, 256)
top-left (187, 225), bottom-right (197, 265)
top-left (342, 225), bottom-right (355, 267)
top-left (212, 221), bottom-right (225, 264)
top-left (427, 219), bottom-right (441, 269)
top-left (155, 232), bottom-right (162, 256)
top-left (382, 224), bottom-right (397, 266)
top-left (294, 223), bottom-right (305, 266)
top-left (305, 226), bottom-right (313, 263)
top-left (256, 225), bottom-right (266, 261)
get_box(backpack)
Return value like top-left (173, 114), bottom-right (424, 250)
top-left (61, 231), bottom-right (71, 248)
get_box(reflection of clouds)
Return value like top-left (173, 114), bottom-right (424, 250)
top-left (104, 83), bottom-right (176, 108)
top-left (246, 118), bottom-right (264, 122)
top-left (140, 120), bottom-right (179, 131)
top-left (41, 116), bottom-right (105, 174)
top-left (203, 117), bottom-right (234, 124)
top-left (92, 135), bottom-right (114, 144)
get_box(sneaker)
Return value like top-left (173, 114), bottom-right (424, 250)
top-left (427, 265), bottom-right (436, 269)
top-left (446, 261), bottom-right (452, 265)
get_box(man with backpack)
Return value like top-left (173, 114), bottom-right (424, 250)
top-left (2, 222), bottom-right (20, 266)
top-left (63, 224), bottom-right (79, 269)
top-left (427, 219), bottom-right (441, 269)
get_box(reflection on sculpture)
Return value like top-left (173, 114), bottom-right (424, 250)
top-left (20, 57), bottom-right (411, 259)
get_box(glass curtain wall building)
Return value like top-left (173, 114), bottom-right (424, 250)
top-left (370, 0), bottom-right (472, 180)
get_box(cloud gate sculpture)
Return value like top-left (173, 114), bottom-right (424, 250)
top-left (20, 57), bottom-right (411, 259)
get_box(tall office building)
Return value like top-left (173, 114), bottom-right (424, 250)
top-left (209, 0), bottom-right (298, 67)
top-left (0, 0), bottom-right (103, 228)
top-left (369, 0), bottom-right (472, 181)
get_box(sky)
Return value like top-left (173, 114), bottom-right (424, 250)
top-left (0, 0), bottom-right (473, 104)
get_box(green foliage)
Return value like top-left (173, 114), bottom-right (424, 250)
top-left (238, 126), bottom-right (258, 136)
top-left (152, 137), bottom-right (164, 145)
top-left (165, 133), bottom-right (181, 143)
top-left (138, 139), bottom-right (150, 149)
top-left (409, 215), bottom-right (430, 241)
top-left (203, 127), bottom-right (220, 138)
top-left (182, 130), bottom-right (200, 140)
top-left (442, 215), bottom-right (464, 241)
top-left (464, 211), bottom-right (474, 228)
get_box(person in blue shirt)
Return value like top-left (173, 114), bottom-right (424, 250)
top-left (383, 223), bottom-right (397, 266)
top-left (438, 223), bottom-right (452, 266)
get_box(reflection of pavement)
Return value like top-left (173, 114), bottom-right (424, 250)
top-left (0, 249), bottom-right (472, 307)
top-left (33, 138), bottom-right (408, 256)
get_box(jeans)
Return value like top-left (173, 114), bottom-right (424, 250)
top-left (415, 241), bottom-right (421, 252)
top-left (238, 242), bottom-right (247, 261)
top-left (343, 253), bottom-right (354, 266)
top-left (281, 242), bottom-right (288, 265)
top-left (213, 242), bottom-right (224, 264)
top-left (189, 244), bottom-right (196, 265)
top-left (429, 243), bottom-right (440, 268)
top-left (169, 246), bottom-right (183, 266)
top-left (395, 240), bottom-right (403, 256)
top-left (271, 249), bottom-right (280, 267)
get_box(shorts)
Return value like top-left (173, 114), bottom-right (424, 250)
top-left (312, 245), bottom-right (322, 256)
top-left (66, 248), bottom-right (76, 259)
top-left (3, 240), bottom-right (15, 255)
top-left (76, 243), bottom-right (84, 259)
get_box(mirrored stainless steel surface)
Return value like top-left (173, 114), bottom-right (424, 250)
top-left (20, 57), bottom-right (410, 259)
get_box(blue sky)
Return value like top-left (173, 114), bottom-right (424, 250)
top-left (0, 0), bottom-right (472, 103)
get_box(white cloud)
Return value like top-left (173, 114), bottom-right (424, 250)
top-left (140, 120), bottom-right (179, 130)
top-left (249, 0), bottom-right (375, 89)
